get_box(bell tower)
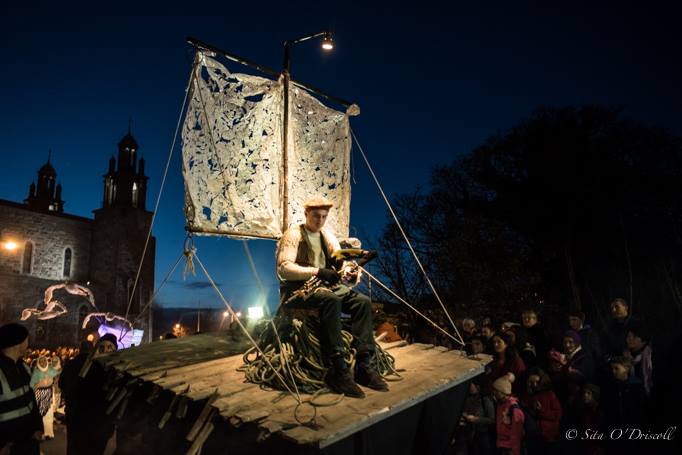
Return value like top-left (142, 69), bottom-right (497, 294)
top-left (102, 121), bottom-right (148, 210)
top-left (25, 150), bottom-right (64, 212)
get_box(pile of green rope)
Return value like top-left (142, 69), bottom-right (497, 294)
top-left (239, 316), bottom-right (401, 395)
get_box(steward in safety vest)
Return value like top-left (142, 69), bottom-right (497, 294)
top-left (0, 323), bottom-right (43, 455)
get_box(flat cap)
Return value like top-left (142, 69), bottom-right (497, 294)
top-left (303, 196), bottom-right (334, 210)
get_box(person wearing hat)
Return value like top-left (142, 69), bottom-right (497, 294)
top-left (0, 323), bottom-right (43, 455)
top-left (567, 310), bottom-right (603, 365)
top-left (603, 356), bottom-right (645, 426)
top-left (491, 372), bottom-right (524, 455)
top-left (59, 334), bottom-right (118, 454)
top-left (276, 196), bottom-right (387, 398)
top-left (562, 329), bottom-right (595, 381)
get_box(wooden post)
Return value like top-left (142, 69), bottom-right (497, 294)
top-left (282, 69), bottom-right (290, 232)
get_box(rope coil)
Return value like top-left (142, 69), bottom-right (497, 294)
top-left (239, 316), bottom-right (402, 397)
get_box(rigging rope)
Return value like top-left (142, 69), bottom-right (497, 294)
top-left (131, 251), bottom-right (185, 326)
top-left (360, 268), bottom-right (462, 345)
top-left (191, 250), bottom-right (303, 405)
top-left (350, 128), bottom-right (465, 346)
top-left (124, 55), bottom-right (198, 320)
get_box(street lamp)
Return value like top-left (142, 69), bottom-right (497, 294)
top-left (282, 30), bottom-right (335, 73)
top-left (2, 240), bottom-right (18, 251)
top-left (281, 30), bottom-right (335, 229)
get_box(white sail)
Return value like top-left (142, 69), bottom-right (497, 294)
top-left (182, 54), bottom-right (354, 240)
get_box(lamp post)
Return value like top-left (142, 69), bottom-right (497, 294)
top-left (281, 31), bottom-right (335, 230)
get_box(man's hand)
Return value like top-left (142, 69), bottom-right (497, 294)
top-left (317, 268), bottom-right (340, 285)
top-left (464, 414), bottom-right (479, 423)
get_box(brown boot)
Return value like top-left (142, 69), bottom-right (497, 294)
top-left (355, 366), bottom-right (389, 391)
top-left (324, 367), bottom-right (365, 398)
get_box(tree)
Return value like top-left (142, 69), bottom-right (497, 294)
top-left (377, 106), bottom-right (682, 336)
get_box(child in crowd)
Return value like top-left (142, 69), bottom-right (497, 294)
top-left (469, 335), bottom-right (486, 357)
top-left (602, 356), bottom-right (645, 426)
top-left (454, 377), bottom-right (495, 455)
top-left (521, 367), bottom-right (562, 454)
top-left (492, 373), bottom-right (525, 455)
top-left (578, 384), bottom-right (604, 455)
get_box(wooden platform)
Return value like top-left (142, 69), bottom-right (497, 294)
top-left (98, 331), bottom-right (491, 450)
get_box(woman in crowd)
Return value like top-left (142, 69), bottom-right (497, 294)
top-left (487, 332), bottom-right (526, 395)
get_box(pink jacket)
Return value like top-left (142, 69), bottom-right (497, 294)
top-left (496, 396), bottom-right (525, 455)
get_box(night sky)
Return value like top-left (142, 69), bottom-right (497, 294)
top-left (2, 4), bottom-right (681, 313)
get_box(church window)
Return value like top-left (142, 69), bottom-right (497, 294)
top-left (63, 248), bottom-right (72, 277)
top-left (22, 241), bottom-right (33, 274)
top-left (132, 182), bottom-right (138, 208)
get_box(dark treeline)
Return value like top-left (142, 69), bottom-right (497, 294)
top-left (376, 105), bottom-right (682, 340)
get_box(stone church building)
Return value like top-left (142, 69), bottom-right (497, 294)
top-left (0, 130), bottom-right (155, 348)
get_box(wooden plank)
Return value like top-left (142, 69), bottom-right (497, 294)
top-left (281, 352), bottom-right (489, 447)
top-left (101, 335), bottom-right (491, 449)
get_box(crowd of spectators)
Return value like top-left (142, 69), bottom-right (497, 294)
top-left (448, 298), bottom-right (677, 455)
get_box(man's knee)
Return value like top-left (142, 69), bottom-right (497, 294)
top-left (353, 292), bottom-right (372, 314)
top-left (317, 293), bottom-right (343, 313)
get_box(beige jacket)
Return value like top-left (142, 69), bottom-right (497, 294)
top-left (276, 225), bottom-right (341, 281)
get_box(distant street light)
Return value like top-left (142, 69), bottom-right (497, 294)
top-left (223, 311), bottom-right (229, 317)
top-left (175, 323), bottom-right (181, 329)
top-left (247, 306), bottom-right (264, 320)
top-left (2, 240), bottom-right (18, 251)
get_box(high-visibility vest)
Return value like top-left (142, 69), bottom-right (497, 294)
top-left (0, 363), bottom-right (34, 422)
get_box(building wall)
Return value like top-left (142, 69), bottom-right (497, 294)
top-left (0, 200), bottom-right (92, 281)
top-left (0, 199), bottom-right (154, 347)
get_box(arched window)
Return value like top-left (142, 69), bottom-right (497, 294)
top-left (132, 182), bottom-right (139, 208)
top-left (63, 248), bottom-right (72, 277)
top-left (22, 241), bottom-right (33, 274)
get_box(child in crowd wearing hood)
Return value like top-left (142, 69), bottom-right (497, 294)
top-left (521, 367), bottom-right (562, 453)
top-left (492, 372), bottom-right (525, 455)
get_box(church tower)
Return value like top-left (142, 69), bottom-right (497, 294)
top-left (90, 123), bottom-right (155, 333)
top-left (25, 151), bottom-right (64, 212)
top-left (102, 123), bottom-right (148, 209)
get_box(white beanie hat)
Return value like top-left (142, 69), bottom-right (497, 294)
top-left (492, 372), bottom-right (515, 395)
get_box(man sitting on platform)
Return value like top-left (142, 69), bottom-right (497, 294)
top-left (276, 196), bottom-right (388, 398)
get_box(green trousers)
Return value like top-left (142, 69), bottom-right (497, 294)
top-left (305, 285), bottom-right (375, 362)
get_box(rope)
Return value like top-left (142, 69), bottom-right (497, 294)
top-left (351, 128), bottom-right (464, 346)
top-left (124, 55), bottom-right (198, 320)
top-left (240, 316), bottom-right (401, 396)
top-left (191, 250), bottom-right (303, 404)
top-left (360, 267), bottom-right (462, 346)
top-left (131, 251), bottom-right (185, 326)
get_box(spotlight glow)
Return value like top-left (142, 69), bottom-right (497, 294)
top-left (247, 306), bottom-right (264, 320)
